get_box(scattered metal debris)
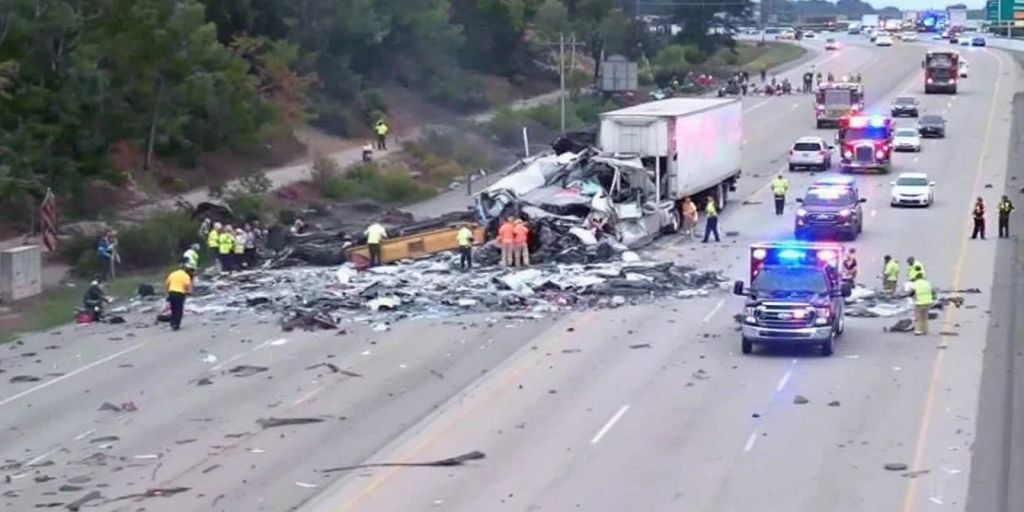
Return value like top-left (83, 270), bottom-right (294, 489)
top-left (828, 400), bottom-right (841, 407)
top-left (793, 395), bottom-right (809, 405)
top-left (228, 365), bottom-right (269, 377)
top-left (320, 450), bottom-right (486, 473)
top-left (884, 463), bottom-right (909, 471)
top-left (256, 417), bottom-right (325, 429)
top-left (65, 490), bottom-right (102, 511)
top-left (9, 375), bottom-right (41, 383)
top-left (629, 343), bottom-right (652, 349)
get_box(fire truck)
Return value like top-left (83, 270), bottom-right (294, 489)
top-left (732, 242), bottom-right (851, 356)
top-left (815, 82), bottom-right (864, 128)
top-left (836, 115), bottom-right (894, 174)
top-left (923, 50), bottom-right (959, 94)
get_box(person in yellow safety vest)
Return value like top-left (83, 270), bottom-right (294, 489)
top-left (702, 197), bottom-right (720, 243)
top-left (906, 256), bottom-right (925, 281)
top-left (233, 228), bottom-right (247, 269)
top-left (374, 120), bottom-right (389, 151)
top-left (882, 254), bottom-right (900, 294)
top-left (365, 222), bottom-right (387, 268)
top-left (218, 224), bottom-right (235, 272)
top-left (164, 265), bottom-right (193, 331)
top-left (207, 222), bottom-right (221, 267)
top-left (998, 195), bottom-right (1015, 238)
top-left (182, 243), bottom-right (200, 271)
top-left (907, 274), bottom-right (934, 335)
top-left (771, 175), bottom-right (789, 216)
top-left (456, 224), bottom-right (474, 271)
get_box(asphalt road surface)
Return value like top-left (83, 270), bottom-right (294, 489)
top-left (1, 34), bottom-right (1021, 512)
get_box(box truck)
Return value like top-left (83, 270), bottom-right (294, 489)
top-left (598, 97), bottom-right (743, 215)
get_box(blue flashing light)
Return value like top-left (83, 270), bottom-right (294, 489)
top-left (778, 249), bottom-right (805, 260)
top-left (924, 17), bottom-right (935, 27)
top-left (869, 115), bottom-right (886, 128)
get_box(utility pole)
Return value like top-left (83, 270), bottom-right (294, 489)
top-left (560, 32), bottom-right (566, 134)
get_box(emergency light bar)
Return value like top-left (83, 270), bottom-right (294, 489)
top-left (751, 245), bottom-right (841, 268)
top-left (847, 115), bottom-right (887, 128)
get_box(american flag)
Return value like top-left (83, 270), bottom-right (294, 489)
top-left (39, 188), bottom-right (58, 252)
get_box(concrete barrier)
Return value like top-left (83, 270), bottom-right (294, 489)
top-left (0, 245), bottom-right (42, 302)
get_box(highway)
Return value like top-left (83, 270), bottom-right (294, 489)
top-left (0, 34), bottom-right (1020, 512)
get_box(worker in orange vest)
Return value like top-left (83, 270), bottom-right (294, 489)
top-left (497, 216), bottom-right (516, 267)
top-left (513, 218), bottom-right (531, 267)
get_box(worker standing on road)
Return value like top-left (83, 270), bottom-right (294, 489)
top-left (882, 255), bottom-right (900, 294)
top-left (971, 196), bottom-right (986, 240)
top-left (207, 222), bottom-right (221, 268)
top-left (702, 197), bottom-right (721, 243)
top-left (374, 119), bottom-right (389, 151)
top-left (498, 216), bottom-right (516, 267)
top-left (802, 70), bottom-right (813, 93)
top-left (233, 228), bottom-right (247, 269)
top-left (513, 218), bottom-right (531, 267)
top-left (182, 243), bottom-right (200, 272)
top-left (680, 197), bottom-right (698, 239)
top-left (218, 224), bottom-right (235, 273)
top-left (760, 65), bottom-right (767, 83)
top-left (907, 256), bottom-right (925, 281)
top-left (907, 274), bottom-right (934, 336)
top-left (365, 221), bottom-right (388, 268)
top-left (998, 195), bottom-right (1015, 238)
top-left (164, 265), bottom-right (193, 332)
top-left (96, 231), bottom-right (113, 283)
top-left (841, 248), bottom-right (858, 287)
top-left (456, 224), bottom-right (474, 270)
top-left (771, 175), bottom-right (789, 215)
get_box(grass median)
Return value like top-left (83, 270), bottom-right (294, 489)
top-left (0, 271), bottom-right (166, 343)
top-left (730, 42), bottom-right (807, 73)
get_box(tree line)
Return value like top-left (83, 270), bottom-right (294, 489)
top-left (0, 0), bottom-right (748, 217)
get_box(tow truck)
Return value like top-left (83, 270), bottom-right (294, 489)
top-left (733, 242), bottom-right (851, 356)
top-left (815, 82), bottom-right (864, 128)
top-left (836, 114), bottom-right (894, 174)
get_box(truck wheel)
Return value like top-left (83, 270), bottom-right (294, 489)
top-left (821, 334), bottom-right (835, 357)
top-left (836, 315), bottom-right (845, 336)
top-left (742, 338), bottom-right (753, 354)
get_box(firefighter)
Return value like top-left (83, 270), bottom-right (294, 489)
top-left (771, 175), bottom-right (789, 216)
top-left (998, 195), bottom-right (1015, 238)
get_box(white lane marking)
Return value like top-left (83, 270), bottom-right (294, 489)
top-left (871, 210), bottom-right (877, 218)
top-left (591, 405), bottom-right (630, 444)
top-left (702, 299), bottom-right (726, 323)
top-left (0, 342), bottom-right (146, 408)
top-left (913, 157), bottom-right (919, 163)
top-left (252, 339), bottom-right (274, 351)
top-left (269, 338), bottom-right (289, 346)
top-left (294, 385), bottom-right (328, 405)
top-left (25, 449), bottom-right (56, 467)
top-left (776, 371), bottom-right (793, 392)
top-left (73, 429), bottom-right (95, 441)
top-left (210, 352), bottom-right (248, 371)
top-left (743, 99), bottom-right (771, 114)
top-left (743, 431), bottom-right (759, 452)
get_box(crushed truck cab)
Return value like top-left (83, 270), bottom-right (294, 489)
top-left (733, 242), bottom-right (851, 356)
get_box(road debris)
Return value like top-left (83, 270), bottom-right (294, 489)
top-left (886, 319), bottom-right (915, 333)
top-left (902, 469), bottom-right (930, 478)
top-left (320, 450), bottom-right (486, 473)
top-left (884, 463), bottom-right (909, 471)
top-left (793, 395), bottom-right (809, 405)
top-left (294, 481), bottom-right (318, 488)
top-left (629, 343), bottom-right (652, 349)
top-left (228, 365), bottom-right (269, 377)
top-left (9, 375), bottom-right (41, 383)
top-left (256, 417), bottom-right (325, 429)
top-left (141, 256), bottom-right (725, 331)
top-left (65, 490), bottom-right (102, 511)
top-left (828, 400), bottom-right (841, 407)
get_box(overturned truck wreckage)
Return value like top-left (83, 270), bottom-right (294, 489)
top-left (477, 98), bottom-right (743, 261)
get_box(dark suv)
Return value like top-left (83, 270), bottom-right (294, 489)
top-left (890, 96), bottom-right (919, 117)
top-left (795, 186), bottom-right (867, 240)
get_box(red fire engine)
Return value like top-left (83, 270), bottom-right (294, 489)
top-left (836, 115), bottom-right (894, 174)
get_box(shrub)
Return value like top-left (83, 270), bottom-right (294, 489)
top-left (321, 164), bottom-right (435, 204)
top-left (684, 46), bottom-right (707, 65)
top-left (488, 107), bottom-right (531, 146)
top-left (311, 151), bottom-right (341, 188)
top-left (67, 211), bottom-right (197, 276)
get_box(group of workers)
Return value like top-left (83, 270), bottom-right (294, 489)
top-left (199, 219), bottom-right (266, 273)
top-left (678, 196), bottom-right (721, 243)
top-left (497, 217), bottom-right (532, 267)
top-left (972, 195), bottom-right (1016, 240)
top-left (880, 255), bottom-right (933, 335)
